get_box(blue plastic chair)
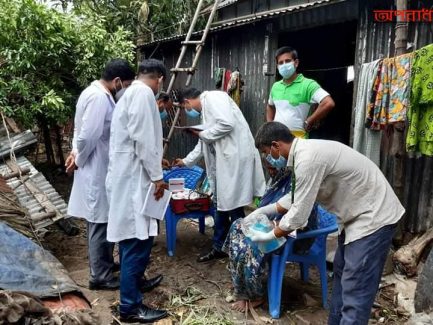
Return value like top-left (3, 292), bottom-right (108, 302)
top-left (163, 166), bottom-right (216, 257)
top-left (267, 207), bottom-right (338, 318)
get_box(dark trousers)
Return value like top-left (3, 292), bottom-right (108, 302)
top-left (119, 237), bottom-right (154, 314)
top-left (213, 207), bottom-right (245, 251)
top-left (87, 221), bottom-right (115, 283)
top-left (328, 224), bottom-right (396, 325)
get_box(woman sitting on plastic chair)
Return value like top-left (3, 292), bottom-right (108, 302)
top-left (223, 163), bottom-right (318, 312)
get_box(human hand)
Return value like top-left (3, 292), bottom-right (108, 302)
top-left (161, 159), bottom-right (170, 169)
top-left (249, 229), bottom-right (276, 242)
top-left (172, 158), bottom-right (185, 167)
top-left (153, 179), bottom-right (168, 201)
top-left (188, 129), bottom-right (201, 137)
top-left (65, 153), bottom-right (77, 176)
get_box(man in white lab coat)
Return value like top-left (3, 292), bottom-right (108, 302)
top-left (106, 59), bottom-right (168, 323)
top-left (66, 59), bottom-right (135, 290)
top-left (174, 88), bottom-right (266, 262)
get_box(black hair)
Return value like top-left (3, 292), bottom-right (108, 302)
top-left (177, 87), bottom-right (202, 103)
top-left (101, 59), bottom-right (135, 81)
top-left (275, 46), bottom-right (298, 61)
top-left (255, 122), bottom-right (295, 149)
top-left (156, 91), bottom-right (170, 102)
top-left (138, 58), bottom-right (167, 80)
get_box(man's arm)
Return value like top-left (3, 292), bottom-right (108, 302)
top-left (274, 161), bottom-right (327, 237)
top-left (180, 140), bottom-right (204, 167)
top-left (127, 87), bottom-right (163, 183)
top-left (198, 94), bottom-right (234, 144)
top-left (75, 93), bottom-right (108, 168)
top-left (266, 104), bottom-right (276, 122)
top-left (305, 95), bottom-right (335, 130)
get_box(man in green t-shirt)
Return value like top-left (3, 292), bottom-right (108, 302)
top-left (266, 46), bottom-right (335, 138)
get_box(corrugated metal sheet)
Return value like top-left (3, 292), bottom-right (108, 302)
top-left (0, 156), bottom-right (66, 230)
top-left (201, 0), bottom-right (240, 14)
top-left (0, 128), bottom-right (37, 159)
top-left (142, 0), bottom-right (337, 47)
top-left (158, 23), bottom-right (271, 160)
top-left (354, 0), bottom-right (433, 233)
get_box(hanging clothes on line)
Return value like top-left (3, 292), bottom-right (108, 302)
top-left (407, 44), bottom-right (433, 156)
top-left (227, 70), bottom-right (242, 107)
top-left (353, 60), bottom-right (382, 166)
top-left (365, 53), bottom-right (413, 130)
top-left (214, 67), bottom-right (225, 89)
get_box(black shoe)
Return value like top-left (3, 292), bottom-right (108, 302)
top-left (112, 262), bottom-right (121, 273)
top-left (120, 305), bottom-right (168, 323)
top-left (88, 278), bottom-right (119, 291)
top-left (140, 274), bottom-right (163, 293)
top-left (197, 248), bottom-right (228, 263)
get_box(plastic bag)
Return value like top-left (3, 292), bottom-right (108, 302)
top-left (241, 214), bottom-right (286, 253)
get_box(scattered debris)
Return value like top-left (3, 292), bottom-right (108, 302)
top-left (0, 291), bottom-right (99, 324)
top-left (393, 227), bottom-right (433, 277)
top-left (169, 287), bottom-right (232, 325)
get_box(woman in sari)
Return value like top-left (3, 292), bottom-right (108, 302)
top-left (223, 167), bottom-right (318, 312)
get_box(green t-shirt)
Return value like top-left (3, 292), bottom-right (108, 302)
top-left (268, 74), bottom-right (329, 132)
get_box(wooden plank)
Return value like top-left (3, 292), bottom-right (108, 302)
top-left (5, 160), bottom-right (63, 225)
top-left (3, 167), bottom-right (31, 180)
top-left (5, 117), bottom-right (21, 133)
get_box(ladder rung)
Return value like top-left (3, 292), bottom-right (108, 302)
top-left (181, 41), bottom-right (204, 45)
top-left (171, 68), bottom-right (196, 73)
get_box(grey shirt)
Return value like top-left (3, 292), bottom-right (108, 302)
top-left (278, 138), bottom-right (405, 244)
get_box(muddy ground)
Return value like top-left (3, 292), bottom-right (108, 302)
top-left (39, 165), bottom-right (409, 325)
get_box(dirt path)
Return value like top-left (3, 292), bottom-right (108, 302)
top-left (39, 167), bottom-right (407, 324)
top-left (44, 218), bottom-right (329, 324)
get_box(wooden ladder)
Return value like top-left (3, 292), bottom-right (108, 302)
top-left (163, 0), bottom-right (220, 156)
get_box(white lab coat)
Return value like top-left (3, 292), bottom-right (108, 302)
top-left (106, 80), bottom-right (163, 242)
top-left (67, 81), bottom-right (114, 223)
top-left (183, 91), bottom-right (265, 211)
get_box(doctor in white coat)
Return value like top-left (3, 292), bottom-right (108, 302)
top-left (106, 59), bottom-right (168, 324)
top-left (175, 88), bottom-right (266, 262)
top-left (66, 59), bottom-right (135, 290)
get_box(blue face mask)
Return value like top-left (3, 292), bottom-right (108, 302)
top-left (266, 153), bottom-right (287, 170)
top-left (160, 109), bottom-right (168, 120)
top-left (278, 62), bottom-right (296, 80)
top-left (115, 87), bottom-right (126, 102)
top-left (185, 108), bottom-right (200, 119)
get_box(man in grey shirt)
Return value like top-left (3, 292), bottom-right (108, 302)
top-left (250, 122), bottom-right (404, 325)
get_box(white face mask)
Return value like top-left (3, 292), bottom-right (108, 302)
top-left (278, 62), bottom-right (296, 79)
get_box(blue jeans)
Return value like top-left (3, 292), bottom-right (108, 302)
top-left (119, 237), bottom-right (154, 314)
top-left (328, 224), bottom-right (396, 325)
top-left (213, 207), bottom-right (245, 252)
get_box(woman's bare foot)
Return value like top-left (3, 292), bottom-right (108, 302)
top-left (231, 300), bottom-right (247, 312)
top-left (230, 299), bottom-right (264, 313)
top-left (249, 298), bottom-right (265, 309)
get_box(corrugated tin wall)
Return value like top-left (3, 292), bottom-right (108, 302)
top-left (146, 23), bottom-right (270, 160)
top-left (354, 0), bottom-right (433, 233)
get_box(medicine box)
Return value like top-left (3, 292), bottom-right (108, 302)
top-left (169, 178), bottom-right (185, 192)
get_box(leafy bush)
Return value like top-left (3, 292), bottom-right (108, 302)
top-left (0, 0), bottom-right (135, 128)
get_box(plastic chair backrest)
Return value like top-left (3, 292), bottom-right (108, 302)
top-left (308, 206), bottom-right (337, 255)
top-left (163, 167), bottom-right (204, 190)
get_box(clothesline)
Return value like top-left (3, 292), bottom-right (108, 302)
top-left (353, 43), bottom-right (433, 159)
top-left (304, 65), bottom-right (350, 72)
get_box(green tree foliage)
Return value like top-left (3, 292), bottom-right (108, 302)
top-left (55, 0), bottom-right (212, 43)
top-left (0, 0), bottom-right (135, 127)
